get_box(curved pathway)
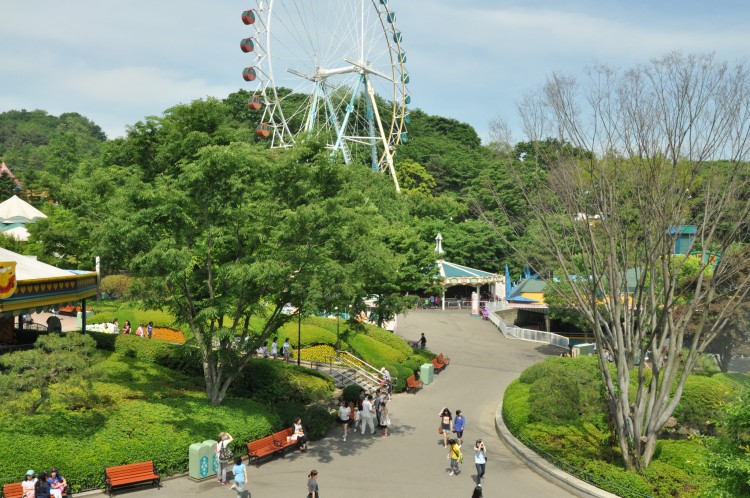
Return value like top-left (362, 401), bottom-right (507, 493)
top-left (100, 310), bottom-right (573, 498)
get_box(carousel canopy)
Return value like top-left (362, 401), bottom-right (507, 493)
top-left (435, 260), bottom-right (502, 287)
top-left (0, 195), bottom-right (47, 224)
top-left (0, 247), bottom-right (97, 316)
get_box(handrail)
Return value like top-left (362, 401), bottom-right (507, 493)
top-left (486, 305), bottom-right (568, 350)
top-left (337, 351), bottom-right (380, 376)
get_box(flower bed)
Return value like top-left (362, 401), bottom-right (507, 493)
top-left (152, 327), bottom-right (186, 344)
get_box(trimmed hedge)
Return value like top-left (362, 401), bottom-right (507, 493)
top-left (0, 356), bottom-right (279, 492)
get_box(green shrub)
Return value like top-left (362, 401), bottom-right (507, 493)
top-left (673, 374), bottom-right (739, 431)
top-left (113, 334), bottom-right (179, 364)
top-left (502, 379), bottom-right (531, 434)
top-left (234, 360), bottom-right (334, 405)
top-left (524, 356), bottom-right (606, 428)
top-left (0, 393), bottom-right (279, 492)
top-left (581, 459), bottom-right (654, 498)
top-left (342, 384), bottom-right (362, 403)
top-left (347, 333), bottom-right (406, 365)
top-left (87, 331), bottom-right (118, 350)
top-left (278, 322), bottom-right (337, 347)
top-left (303, 404), bottom-right (334, 441)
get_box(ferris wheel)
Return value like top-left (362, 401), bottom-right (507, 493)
top-left (240, 0), bottom-right (410, 192)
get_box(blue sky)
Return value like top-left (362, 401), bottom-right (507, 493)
top-left (2, 0), bottom-right (749, 143)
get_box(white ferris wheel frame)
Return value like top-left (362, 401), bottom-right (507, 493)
top-left (247, 0), bottom-right (409, 192)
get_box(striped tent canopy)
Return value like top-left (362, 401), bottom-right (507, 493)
top-left (435, 260), bottom-right (502, 287)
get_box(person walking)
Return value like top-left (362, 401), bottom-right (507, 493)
top-left (453, 409), bottom-right (466, 443)
top-left (474, 439), bottom-right (487, 485)
top-left (282, 338), bottom-right (291, 363)
top-left (306, 469), bottom-right (319, 498)
top-left (447, 438), bottom-right (462, 476)
top-left (147, 321), bottom-right (153, 339)
top-left (135, 323), bottom-right (145, 337)
top-left (123, 320), bottom-right (131, 334)
top-left (338, 399), bottom-right (350, 441)
top-left (270, 337), bottom-right (278, 359)
top-left (360, 394), bottom-right (375, 435)
top-left (419, 332), bottom-right (427, 349)
top-left (378, 399), bottom-right (390, 438)
top-left (216, 432), bottom-right (234, 484)
top-left (439, 407), bottom-right (453, 447)
top-left (229, 456), bottom-right (247, 498)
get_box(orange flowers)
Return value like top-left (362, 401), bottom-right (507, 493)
top-left (152, 327), bottom-right (186, 344)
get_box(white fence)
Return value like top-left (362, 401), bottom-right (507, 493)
top-left (487, 303), bottom-right (569, 350)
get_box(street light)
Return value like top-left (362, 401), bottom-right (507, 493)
top-left (335, 306), bottom-right (340, 352)
top-left (297, 305), bottom-right (302, 366)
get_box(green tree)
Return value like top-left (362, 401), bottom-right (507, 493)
top-left (122, 141), bottom-right (427, 405)
top-left (0, 333), bottom-right (96, 414)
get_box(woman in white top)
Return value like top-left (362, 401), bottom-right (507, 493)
top-left (216, 432), bottom-right (234, 485)
top-left (270, 337), bottom-right (278, 359)
top-left (338, 400), bottom-right (350, 441)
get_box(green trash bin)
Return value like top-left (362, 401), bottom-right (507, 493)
top-left (189, 439), bottom-right (217, 480)
top-left (420, 362), bottom-right (434, 385)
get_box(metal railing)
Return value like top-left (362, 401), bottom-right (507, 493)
top-left (486, 304), bottom-right (569, 350)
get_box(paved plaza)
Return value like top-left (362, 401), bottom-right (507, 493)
top-left (80, 310), bottom-right (573, 498)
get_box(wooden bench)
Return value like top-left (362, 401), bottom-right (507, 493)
top-left (2, 482), bottom-right (69, 498)
top-left (246, 434), bottom-right (280, 467)
top-left (406, 374), bottom-right (423, 393)
top-left (437, 353), bottom-right (450, 365)
top-left (57, 306), bottom-right (92, 316)
top-left (272, 427), bottom-right (297, 451)
top-left (104, 461), bottom-right (160, 497)
top-left (431, 356), bottom-right (447, 372)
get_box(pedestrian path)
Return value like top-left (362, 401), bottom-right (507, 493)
top-left (84, 310), bottom-right (573, 498)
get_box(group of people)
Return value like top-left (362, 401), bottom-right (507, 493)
top-left (438, 407), bottom-right (487, 495)
top-left (337, 385), bottom-right (392, 441)
top-left (117, 320), bottom-right (153, 339)
top-left (256, 337), bottom-right (293, 362)
top-left (21, 468), bottom-right (67, 498)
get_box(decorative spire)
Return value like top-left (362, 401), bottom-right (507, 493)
top-left (435, 232), bottom-right (444, 256)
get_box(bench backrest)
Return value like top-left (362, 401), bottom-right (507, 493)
top-left (106, 461), bottom-right (155, 476)
top-left (437, 353), bottom-right (445, 363)
top-left (406, 375), bottom-right (416, 384)
top-left (3, 482), bottom-right (23, 498)
top-left (274, 428), bottom-right (293, 438)
top-left (247, 435), bottom-right (275, 452)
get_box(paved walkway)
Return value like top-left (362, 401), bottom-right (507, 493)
top-left (86, 310), bottom-right (574, 498)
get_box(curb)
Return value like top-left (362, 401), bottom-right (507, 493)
top-left (494, 399), bottom-right (620, 498)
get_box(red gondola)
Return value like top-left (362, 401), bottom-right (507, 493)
top-left (241, 10), bottom-right (256, 25)
top-left (240, 38), bottom-right (255, 53)
top-left (247, 95), bottom-right (262, 110)
top-left (242, 67), bottom-right (257, 82)
top-left (256, 123), bottom-right (270, 138)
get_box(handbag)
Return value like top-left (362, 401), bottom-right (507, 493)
top-left (219, 442), bottom-right (234, 461)
top-left (438, 425), bottom-right (443, 435)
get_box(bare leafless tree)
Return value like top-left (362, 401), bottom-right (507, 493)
top-left (495, 53), bottom-right (750, 471)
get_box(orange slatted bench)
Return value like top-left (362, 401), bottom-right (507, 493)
top-left (406, 374), bottom-right (423, 393)
top-left (272, 428), bottom-right (296, 451)
top-left (431, 356), bottom-right (446, 372)
top-left (437, 353), bottom-right (450, 365)
top-left (246, 434), bottom-right (280, 467)
top-left (2, 482), bottom-right (68, 498)
top-left (104, 461), bottom-right (160, 497)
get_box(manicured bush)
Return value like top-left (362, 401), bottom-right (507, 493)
top-left (342, 384), bottom-right (362, 403)
top-left (347, 333), bottom-right (407, 365)
top-left (114, 334), bottom-right (179, 364)
top-left (0, 379), bottom-right (279, 492)
top-left (502, 379), bottom-right (531, 434)
top-left (524, 356), bottom-right (606, 429)
top-left (303, 404), bottom-right (335, 440)
top-left (87, 330), bottom-right (118, 350)
top-left (672, 374), bottom-right (740, 431)
top-left (234, 359), bottom-right (334, 405)
top-left (278, 322), bottom-right (337, 347)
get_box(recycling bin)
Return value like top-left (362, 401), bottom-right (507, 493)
top-left (420, 362), bottom-right (434, 385)
top-left (189, 439), bottom-right (218, 480)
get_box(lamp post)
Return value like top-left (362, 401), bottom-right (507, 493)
top-left (335, 306), bottom-right (340, 352)
top-left (297, 305), bottom-right (302, 366)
